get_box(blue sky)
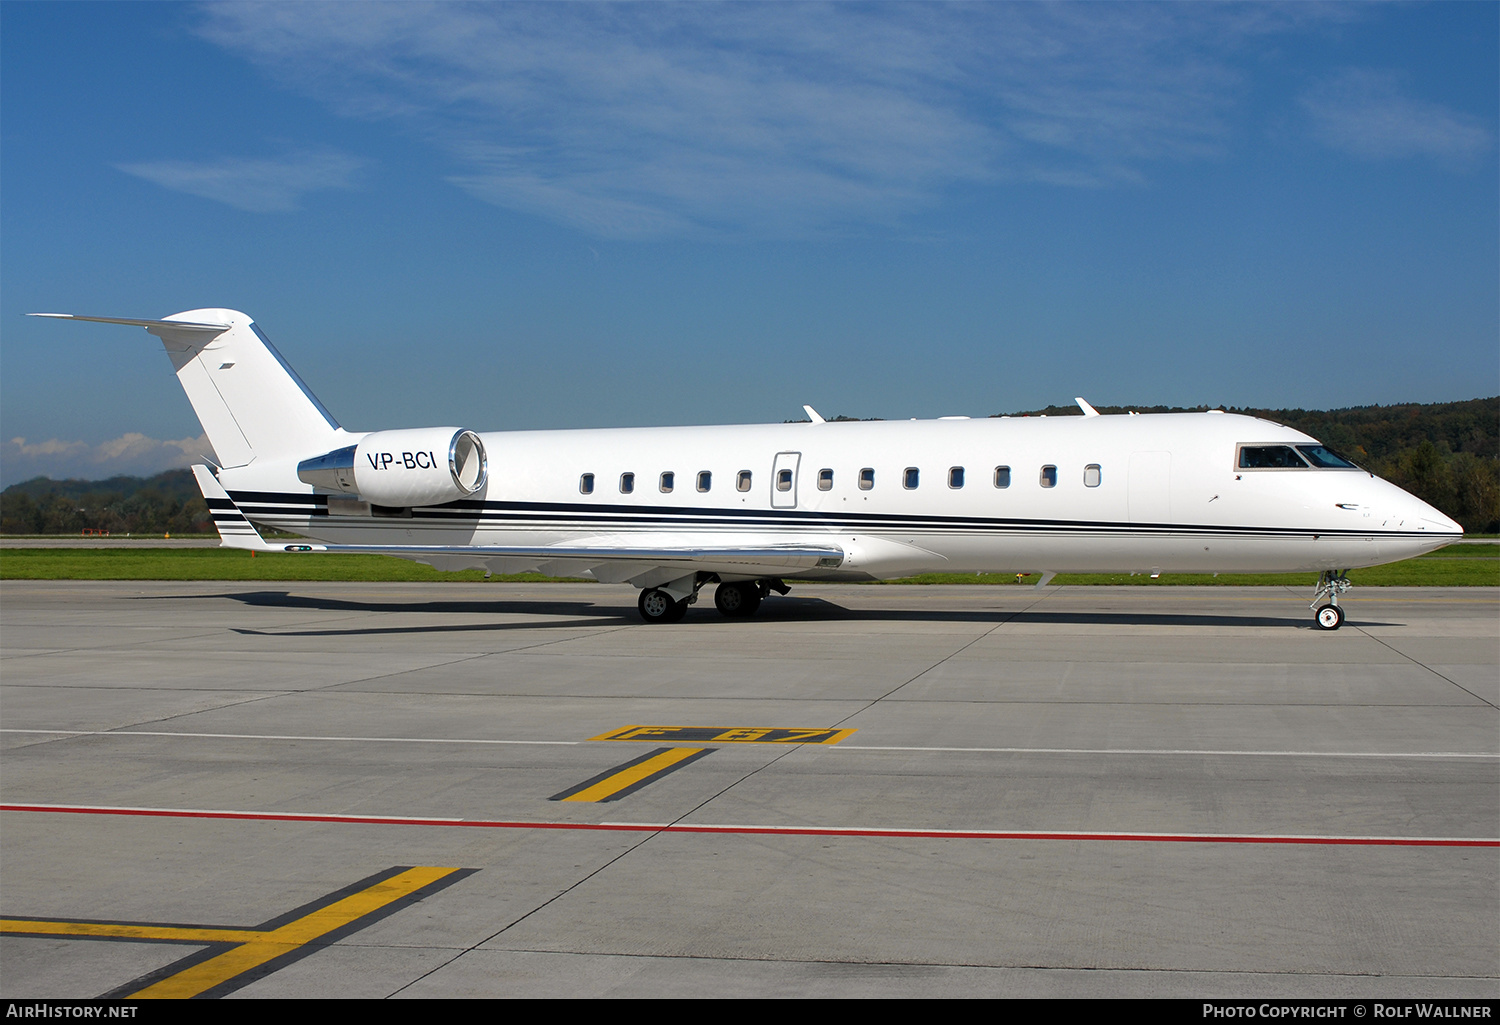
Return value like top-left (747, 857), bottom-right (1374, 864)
top-left (2, 2), bottom-right (1496, 485)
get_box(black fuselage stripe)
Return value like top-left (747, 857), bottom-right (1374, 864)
top-left (227, 491), bottom-right (1448, 540)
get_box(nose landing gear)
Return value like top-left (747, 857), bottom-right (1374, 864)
top-left (1311, 570), bottom-right (1351, 630)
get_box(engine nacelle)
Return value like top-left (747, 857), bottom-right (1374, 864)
top-left (298, 428), bottom-right (487, 507)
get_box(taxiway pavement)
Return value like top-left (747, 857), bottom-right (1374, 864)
top-left (1, 581), bottom-right (1495, 998)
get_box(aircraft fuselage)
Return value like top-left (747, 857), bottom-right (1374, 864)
top-left (220, 412), bottom-right (1458, 580)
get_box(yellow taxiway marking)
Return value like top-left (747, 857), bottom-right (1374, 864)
top-left (0, 920), bottom-right (253, 944)
top-left (592, 725), bottom-right (856, 745)
top-left (552, 746), bottom-right (712, 802)
top-left (2, 865), bottom-right (466, 999)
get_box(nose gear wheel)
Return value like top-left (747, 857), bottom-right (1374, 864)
top-left (1310, 571), bottom-right (1351, 630)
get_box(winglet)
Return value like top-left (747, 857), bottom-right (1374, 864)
top-left (802, 405), bottom-right (826, 424)
top-left (1074, 397), bottom-right (1100, 417)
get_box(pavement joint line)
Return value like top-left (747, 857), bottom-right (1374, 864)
top-left (832, 744), bottom-right (1500, 758)
top-left (1351, 624), bottom-right (1499, 710)
top-left (300, 649), bottom-right (511, 692)
top-left (1, 865), bottom-right (471, 999)
top-left (5, 730), bottom-right (1490, 758)
top-left (391, 767), bottom-right (675, 994)
top-left (114, 690), bottom-right (308, 735)
top-left (826, 586), bottom-right (1058, 730)
top-left (0, 627), bottom-right (239, 660)
top-left (391, 945), bottom-right (1500, 981)
top-left (2, 804), bottom-right (1494, 846)
top-left (618, 612), bottom-right (1020, 840)
top-left (0, 728), bottom-right (580, 746)
top-left (229, 619), bottom-right (630, 640)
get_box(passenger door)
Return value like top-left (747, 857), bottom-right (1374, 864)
top-left (771, 451), bottom-right (801, 509)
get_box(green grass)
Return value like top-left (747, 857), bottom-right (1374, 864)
top-left (1, 543), bottom-right (1493, 585)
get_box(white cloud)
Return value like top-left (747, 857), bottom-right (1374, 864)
top-left (2, 434), bottom-right (216, 487)
top-left (116, 150), bottom-right (363, 212)
top-left (1301, 69), bottom-right (1493, 163)
top-left (191, 3), bottom-right (1342, 237)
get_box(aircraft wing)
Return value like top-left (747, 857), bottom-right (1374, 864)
top-left (271, 541), bottom-right (842, 580)
top-left (192, 466), bottom-right (844, 583)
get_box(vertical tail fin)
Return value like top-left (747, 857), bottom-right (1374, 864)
top-left (30, 310), bottom-right (343, 467)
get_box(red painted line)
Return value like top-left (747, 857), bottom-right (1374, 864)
top-left (3, 803), bottom-right (1495, 847)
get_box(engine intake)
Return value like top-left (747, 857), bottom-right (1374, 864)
top-left (298, 428), bottom-right (487, 507)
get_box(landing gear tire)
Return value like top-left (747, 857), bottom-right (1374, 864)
top-left (714, 582), bottom-right (763, 618)
top-left (638, 588), bottom-right (688, 624)
top-left (1315, 604), bottom-right (1344, 631)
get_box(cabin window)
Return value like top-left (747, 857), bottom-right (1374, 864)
top-left (1083, 464), bottom-right (1101, 487)
top-left (660, 471), bottom-right (675, 493)
top-left (859, 468), bottom-right (875, 490)
top-left (1040, 465), bottom-right (1057, 488)
top-left (579, 473), bottom-right (595, 495)
top-left (903, 467), bottom-right (920, 490)
top-left (776, 469), bottom-right (793, 492)
top-left (620, 472), bottom-right (635, 494)
top-left (817, 468), bottom-right (834, 491)
top-left (994, 466), bottom-right (1011, 489)
top-left (737, 470), bottom-right (753, 492)
top-left (1237, 445), bottom-right (1309, 469)
top-left (697, 471), bottom-right (712, 492)
top-left (948, 466), bottom-right (964, 489)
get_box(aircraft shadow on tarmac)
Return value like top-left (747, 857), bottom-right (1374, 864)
top-left (130, 590), bottom-right (1376, 635)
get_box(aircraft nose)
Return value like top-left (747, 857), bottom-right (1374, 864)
top-left (1383, 493), bottom-right (1463, 535)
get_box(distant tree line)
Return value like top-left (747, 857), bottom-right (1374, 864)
top-left (5, 397), bottom-right (1497, 534)
top-left (998, 397), bottom-right (1499, 533)
top-left (0, 469), bottom-right (211, 535)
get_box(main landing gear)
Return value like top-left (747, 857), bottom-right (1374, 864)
top-left (636, 577), bottom-right (790, 623)
top-left (1311, 570), bottom-right (1351, 630)
top-left (713, 581), bottom-right (763, 618)
top-left (637, 587), bottom-right (689, 623)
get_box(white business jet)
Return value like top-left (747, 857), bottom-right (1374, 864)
top-left (32, 309), bottom-right (1462, 628)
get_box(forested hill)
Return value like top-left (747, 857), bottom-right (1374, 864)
top-left (1001, 397), bottom-right (1497, 464)
top-left (4, 397), bottom-right (1497, 533)
top-left (998, 396), bottom-right (1498, 532)
top-left (1, 469), bottom-right (210, 536)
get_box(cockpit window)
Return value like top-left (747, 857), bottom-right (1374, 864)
top-left (1237, 445), bottom-right (1309, 469)
top-left (1296, 445), bottom-right (1358, 469)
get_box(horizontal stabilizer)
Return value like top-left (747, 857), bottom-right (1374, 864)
top-left (28, 313), bottom-right (230, 335)
top-left (35, 308), bottom-right (344, 466)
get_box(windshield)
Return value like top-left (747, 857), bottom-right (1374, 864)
top-left (1237, 443), bottom-right (1361, 470)
top-left (1238, 445), bottom-right (1308, 469)
top-left (1296, 445), bottom-right (1359, 469)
